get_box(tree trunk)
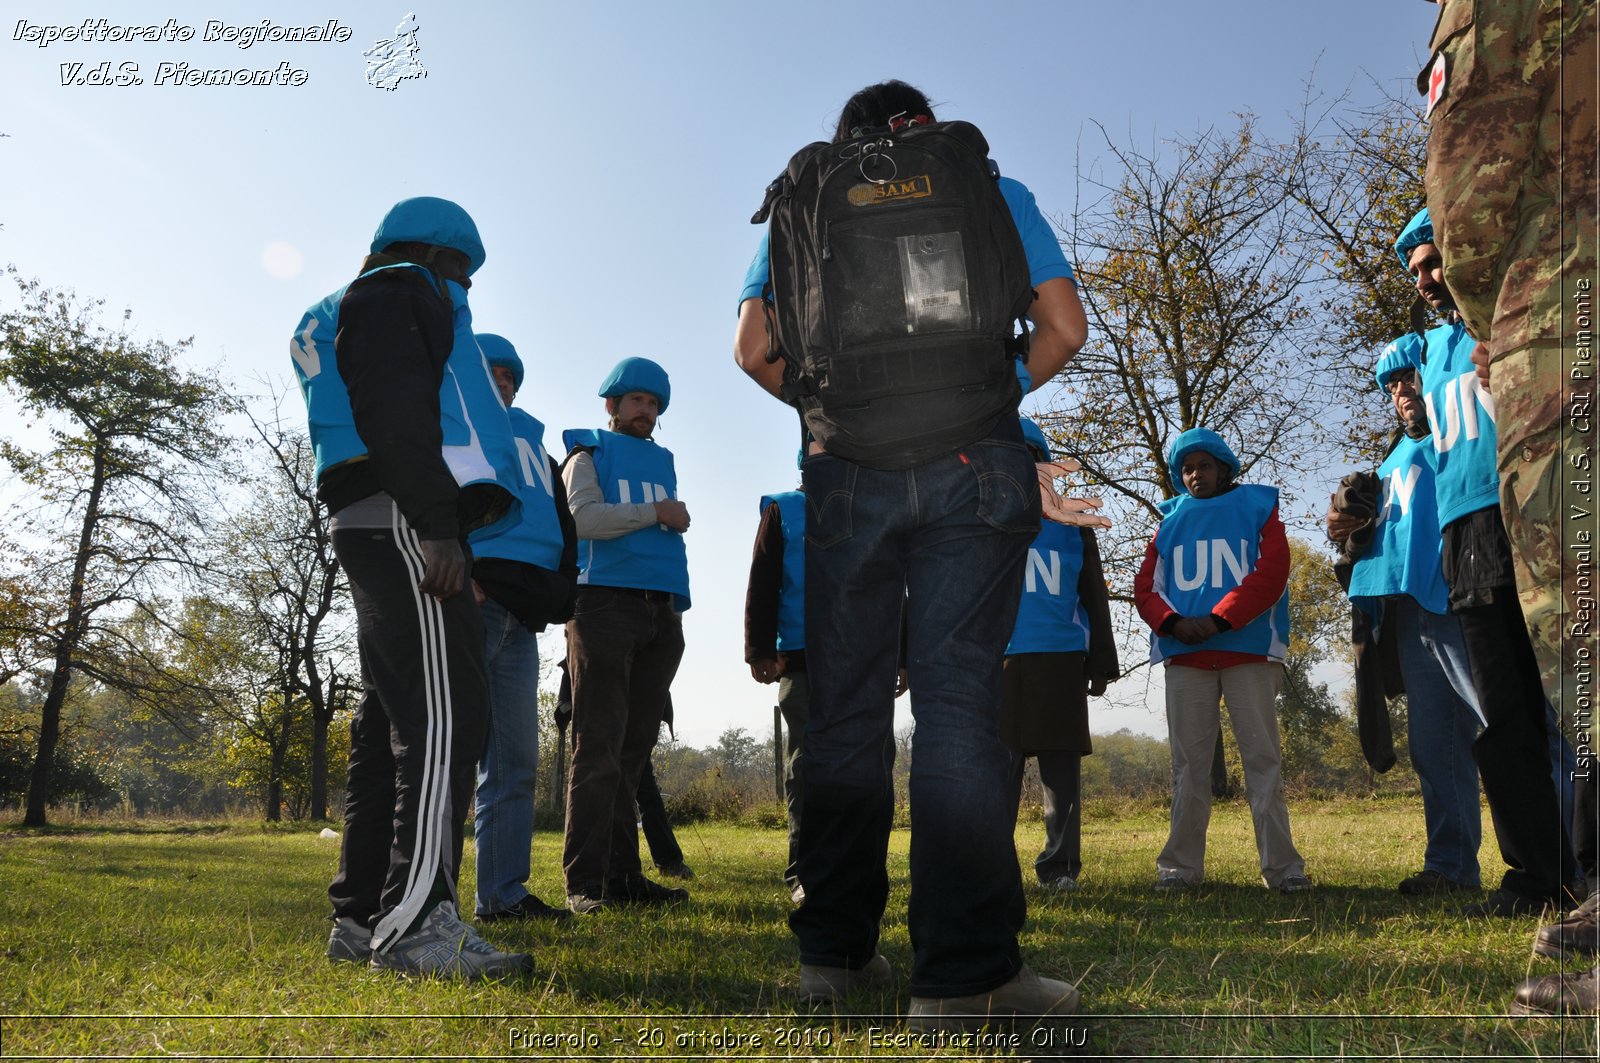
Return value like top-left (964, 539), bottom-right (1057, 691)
top-left (265, 774), bottom-right (283, 822)
top-left (24, 446), bottom-right (108, 828)
top-left (23, 651), bottom-right (71, 827)
top-left (306, 669), bottom-right (335, 822)
top-left (310, 709), bottom-right (329, 821)
top-left (266, 734), bottom-right (287, 822)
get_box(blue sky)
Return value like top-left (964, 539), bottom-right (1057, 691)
top-left (1, 1), bottom-right (1441, 745)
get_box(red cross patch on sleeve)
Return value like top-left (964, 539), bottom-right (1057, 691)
top-left (1425, 53), bottom-right (1447, 118)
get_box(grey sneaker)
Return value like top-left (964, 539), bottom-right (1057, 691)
top-left (369, 901), bottom-right (533, 981)
top-left (1039, 873), bottom-right (1079, 892)
top-left (1276, 875), bottom-right (1314, 894)
top-left (566, 892), bottom-right (609, 915)
top-left (798, 953), bottom-right (892, 1004)
top-left (1154, 874), bottom-right (1193, 892)
top-left (326, 916), bottom-right (370, 964)
top-left (908, 964), bottom-right (1079, 1032)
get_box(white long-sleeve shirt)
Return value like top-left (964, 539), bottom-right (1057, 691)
top-left (561, 450), bottom-right (661, 541)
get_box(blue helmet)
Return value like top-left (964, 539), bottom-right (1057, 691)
top-left (1019, 416), bottom-right (1052, 461)
top-left (598, 357), bottom-right (671, 414)
top-left (476, 333), bottom-right (523, 391)
top-left (1167, 427), bottom-right (1241, 494)
top-left (371, 197), bottom-right (486, 276)
top-left (1372, 333), bottom-right (1424, 393)
top-left (1394, 208), bottom-right (1433, 273)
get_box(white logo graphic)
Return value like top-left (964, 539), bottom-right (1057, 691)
top-left (364, 13), bottom-right (425, 91)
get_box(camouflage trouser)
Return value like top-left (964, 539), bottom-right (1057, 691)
top-left (1495, 340), bottom-right (1597, 734)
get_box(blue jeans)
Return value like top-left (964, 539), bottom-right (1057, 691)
top-left (1391, 597), bottom-right (1483, 887)
top-left (791, 427), bottom-right (1040, 998)
top-left (472, 597), bottom-right (541, 916)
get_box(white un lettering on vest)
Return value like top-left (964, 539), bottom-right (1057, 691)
top-left (1382, 463), bottom-right (1422, 521)
top-left (515, 438), bottom-right (553, 497)
top-left (290, 318), bottom-right (321, 378)
top-left (1425, 369), bottom-right (1496, 453)
top-left (1172, 539), bottom-right (1253, 593)
top-left (1024, 548), bottom-right (1062, 595)
top-left (615, 480), bottom-right (672, 504)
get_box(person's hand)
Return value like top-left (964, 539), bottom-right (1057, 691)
top-left (1470, 341), bottom-right (1492, 389)
top-left (750, 658), bottom-right (782, 684)
top-left (654, 499), bottom-right (691, 532)
top-left (471, 579), bottom-right (486, 606)
top-left (1325, 493), bottom-right (1364, 544)
top-left (895, 668), bottom-right (910, 698)
top-left (1171, 617), bottom-right (1213, 645)
top-left (1036, 460), bottom-right (1111, 528)
top-left (418, 538), bottom-right (467, 600)
top-left (1087, 677), bottom-right (1107, 698)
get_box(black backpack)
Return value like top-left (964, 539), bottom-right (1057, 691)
top-left (752, 120), bottom-right (1035, 470)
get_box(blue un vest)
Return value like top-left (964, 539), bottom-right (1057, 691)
top-left (1007, 522), bottom-right (1090, 655)
top-left (290, 264), bottom-right (522, 536)
top-left (563, 428), bottom-right (690, 611)
top-left (1348, 433), bottom-right (1451, 619)
top-left (1149, 484), bottom-right (1290, 664)
top-left (469, 408), bottom-right (565, 571)
top-left (759, 491), bottom-right (806, 652)
top-left (1419, 319), bottom-right (1498, 528)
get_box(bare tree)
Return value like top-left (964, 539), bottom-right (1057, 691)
top-left (237, 397), bottom-right (352, 820)
top-left (1282, 86), bottom-right (1429, 369)
top-left (174, 394), bottom-right (353, 821)
top-left (1041, 117), bottom-right (1351, 598)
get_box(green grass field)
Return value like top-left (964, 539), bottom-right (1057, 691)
top-left (0, 796), bottom-right (1595, 1060)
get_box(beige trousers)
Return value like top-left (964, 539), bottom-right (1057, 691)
top-left (1158, 661), bottom-right (1306, 888)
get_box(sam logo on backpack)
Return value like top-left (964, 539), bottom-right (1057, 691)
top-left (847, 175), bottom-right (933, 207)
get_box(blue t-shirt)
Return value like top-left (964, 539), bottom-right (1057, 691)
top-left (738, 176), bottom-right (1074, 305)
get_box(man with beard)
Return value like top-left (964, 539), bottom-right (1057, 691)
top-left (1393, 209), bottom-right (1577, 919)
top-left (559, 357), bottom-right (692, 914)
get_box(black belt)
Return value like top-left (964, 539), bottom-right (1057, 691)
top-left (586, 585), bottom-right (674, 603)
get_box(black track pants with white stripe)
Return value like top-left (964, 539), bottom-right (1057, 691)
top-left (326, 505), bottom-right (488, 950)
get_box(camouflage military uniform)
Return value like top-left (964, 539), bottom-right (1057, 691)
top-left (1421, 0), bottom-right (1598, 718)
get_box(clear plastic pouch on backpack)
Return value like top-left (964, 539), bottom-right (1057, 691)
top-left (897, 231), bottom-right (971, 334)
